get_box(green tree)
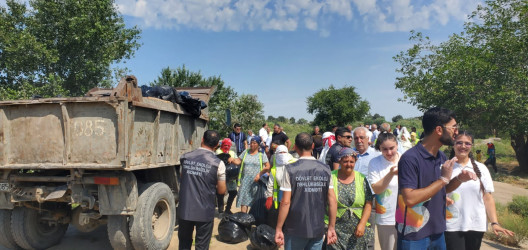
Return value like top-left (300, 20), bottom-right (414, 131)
top-left (364, 113), bottom-right (386, 126)
top-left (289, 117), bottom-right (296, 124)
top-left (277, 116), bottom-right (287, 123)
top-left (231, 94), bottom-right (265, 133)
top-left (297, 118), bottom-right (309, 125)
top-left (392, 115), bottom-right (404, 123)
top-left (307, 85), bottom-right (370, 131)
top-left (393, 0), bottom-right (528, 172)
top-left (267, 115), bottom-right (276, 121)
top-left (0, 0), bottom-right (141, 98)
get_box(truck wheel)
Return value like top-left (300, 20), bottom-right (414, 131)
top-left (129, 182), bottom-right (176, 250)
top-left (11, 207), bottom-right (69, 250)
top-left (0, 209), bottom-right (20, 249)
top-left (107, 215), bottom-right (133, 250)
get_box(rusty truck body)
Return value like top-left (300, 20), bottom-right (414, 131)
top-left (0, 76), bottom-right (214, 250)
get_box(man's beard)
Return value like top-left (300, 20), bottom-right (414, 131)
top-left (439, 130), bottom-right (454, 146)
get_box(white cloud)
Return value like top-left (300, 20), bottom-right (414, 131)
top-left (1, 0), bottom-right (480, 34)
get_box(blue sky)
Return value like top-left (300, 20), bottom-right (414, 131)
top-left (2, 0), bottom-right (482, 121)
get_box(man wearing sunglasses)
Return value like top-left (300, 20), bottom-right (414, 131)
top-left (324, 127), bottom-right (352, 170)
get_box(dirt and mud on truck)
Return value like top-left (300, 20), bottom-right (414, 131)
top-left (0, 76), bottom-right (215, 250)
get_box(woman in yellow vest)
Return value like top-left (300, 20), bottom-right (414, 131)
top-left (326, 148), bottom-right (374, 250)
top-left (264, 145), bottom-right (297, 227)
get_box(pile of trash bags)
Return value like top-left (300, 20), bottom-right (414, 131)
top-left (140, 86), bottom-right (207, 117)
top-left (218, 212), bottom-right (278, 250)
top-left (218, 212), bottom-right (255, 243)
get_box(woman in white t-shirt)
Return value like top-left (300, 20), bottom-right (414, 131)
top-left (367, 132), bottom-right (400, 250)
top-left (445, 131), bottom-right (514, 250)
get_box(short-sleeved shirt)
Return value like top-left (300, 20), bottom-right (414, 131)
top-left (368, 153), bottom-right (400, 225)
top-left (272, 132), bottom-right (289, 145)
top-left (280, 157), bottom-right (333, 238)
top-left (354, 147), bottom-right (381, 176)
top-left (259, 127), bottom-right (268, 142)
top-left (325, 143), bottom-right (345, 168)
top-left (446, 161), bottom-right (494, 232)
top-left (396, 143), bottom-right (447, 241)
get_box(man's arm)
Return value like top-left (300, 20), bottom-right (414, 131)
top-left (332, 162), bottom-right (340, 171)
top-left (216, 180), bottom-right (226, 195)
top-left (285, 139), bottom-right (291, 151)
top-left (274, 191), bottom-right (291, 247)
top-left (401, 157), bottom-right (456, 207)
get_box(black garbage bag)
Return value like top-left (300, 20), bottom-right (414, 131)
top-left (141, 86), bottom-right (183, 103)
top-left (217, 153), bottom-right (239, 181)
top-left (217, 216), bottom-right (248, 244)
top-left (228, 212), bottom-right (255, 228)
top-left (250, 224), bottom-right (278, 250)
top-left (249, 175), bottom-right (268, 226)
top-left (179, 91), bottom-right (203, 117)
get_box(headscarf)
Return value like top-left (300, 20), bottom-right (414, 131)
top-left (220, 138), bottom-right (232, 154)
top-left (400, 127), bottom-right (411, 141)
top-left (250, 136), bottom-right (262, 145)
top-left (322, 132), bottom-right (336, 148)
top-left (275, 145), bottom-right (293, 166)
top-left (338, 147), bottom-right (358, 161)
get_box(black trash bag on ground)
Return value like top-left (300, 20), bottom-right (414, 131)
top-left (249, 175), bottom-right (268, 226)
top-left (250, 224), bottom-right (278, 250)
top-left (228, 212), bottom-right (255, 228)
top-left (217, 216), bottom-right (248, 244)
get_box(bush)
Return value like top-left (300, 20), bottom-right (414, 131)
top-left (508, 196), bottom-right (528, 218)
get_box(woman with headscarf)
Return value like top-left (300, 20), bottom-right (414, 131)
top-left (319, 132), bottom-right (336, 164)
top-left (264, 145), bottom-right (297, 227)
top-left (397, 127), bottom-right (412, 152)
top-left (326, 148), bottom-right (374, 250)
top-left (234, 136), bottom-right (270, 213)
top-left (215, 138), bottom-right (239, 214)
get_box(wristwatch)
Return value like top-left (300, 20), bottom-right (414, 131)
top-left (491, 222), bottom-right (500, 226)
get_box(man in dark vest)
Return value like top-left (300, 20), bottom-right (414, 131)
top-left (178, 130), bottom-right (227, 250)
top-left (275, 132), bottom-right (338, 250)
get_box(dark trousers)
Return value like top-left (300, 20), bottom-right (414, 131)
top-left (445, 231), bottom-right (484, 250)
top-left (178, 218), bottom-right (214, 250)
top-left (217, 190), bottom-right (237, 213)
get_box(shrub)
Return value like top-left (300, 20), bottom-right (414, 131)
top-left (485, 201), bottom-right (528, 247)
top-left (508, 196), bottom-right (528, 218)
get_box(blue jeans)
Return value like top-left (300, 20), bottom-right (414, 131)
top-left (284, 234), bottom-right (324, 250)
top-left (397, 232), bottom-right (446, 250)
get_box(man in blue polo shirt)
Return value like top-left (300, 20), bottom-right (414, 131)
top-left (396, 107), bottom-right (475, 249)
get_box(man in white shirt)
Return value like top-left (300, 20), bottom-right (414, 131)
top-left (259, 123), bottom-right (269, 152)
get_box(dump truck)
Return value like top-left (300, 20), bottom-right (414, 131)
top-left (0, 76), bottom-right (215, 250)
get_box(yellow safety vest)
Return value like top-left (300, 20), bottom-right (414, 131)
top-left (270, 155), bottom-right (297, 209)
top-left (325, 170), bottom-right (370, 226)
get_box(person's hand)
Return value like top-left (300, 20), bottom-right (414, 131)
top-left (492, 224), bottom-right (515, 237)
top-left (254, 174), bottom-right (260, 182)
top-left (275, 228), bottom-right (284, 247)
top-left (227, 157), bottom-right (233, 164)
top-left (265, 197), bottom-right (273, 210)
top-left (390, 165), bottom-right (398, 176)
top-left (326, 227), bottom-right (337, 245)
top-left (457, 169), bottom-right (478, 182)
top-left (441, 157), bottom-right (457, 180)
top-left (446, 196), bottom-right (455, 206)
top-left (354, 223), bottom-right (365, 238)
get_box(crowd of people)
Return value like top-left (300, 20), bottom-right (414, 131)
top-left (177, 107), bottom-right (514, 250)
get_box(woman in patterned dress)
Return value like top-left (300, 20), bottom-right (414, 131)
top-left (234, 136), bottom-right (270, 213)
top-left (327, 147), bottom-right (374, 250)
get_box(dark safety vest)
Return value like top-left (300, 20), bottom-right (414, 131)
top-left (179, 148), bottom-right (221, 222)
top-left (283, 158), bottom-right (331, 239)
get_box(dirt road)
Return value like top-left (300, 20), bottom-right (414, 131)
top-left (1, 180), bottom-right (526, 250)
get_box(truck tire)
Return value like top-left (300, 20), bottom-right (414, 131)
top-left (129, 182), bottom-right (176, 250)
top-left (11, 207), bottom-right (69, 250)
top-left (107, 215), bottom-right (133, 250)
top-left (0, 209), bottom-right (20, 249)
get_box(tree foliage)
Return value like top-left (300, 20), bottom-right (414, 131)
top-left (364, 113), bottom-right (386, 126)
top-left (392, 115), bottom-right (404, 123)
top-left (307, 85), bottom-right (370, 131)
top-left (393, 0), bottom-right (528, 172)
top-left (151, 66), bottom-right (264, 136)
top-left (0, 0), bottom-right (141, 98)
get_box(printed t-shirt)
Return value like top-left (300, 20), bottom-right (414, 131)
top-left (368, 153), bottom-right (400, 225)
